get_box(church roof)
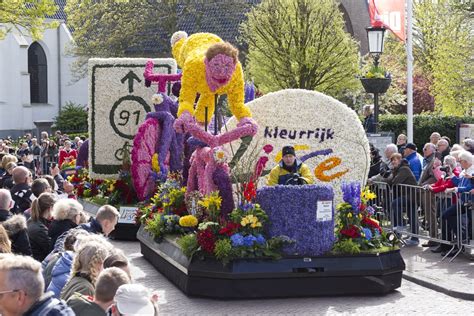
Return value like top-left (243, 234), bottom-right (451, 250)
top-left (48, 0), bottom-right (67, 21)
top-left (127, 0), bottom-right (261, 55)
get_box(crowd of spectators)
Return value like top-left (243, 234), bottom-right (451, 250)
top-left (368, 133), bottom-right (474, 256)
top-left (0, 131), bottom-right (86, 179)
top-left (0, 132), bottom-right (159, 315)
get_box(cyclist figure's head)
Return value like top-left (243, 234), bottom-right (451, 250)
top-left (281, 145), bottom-right (296, 167)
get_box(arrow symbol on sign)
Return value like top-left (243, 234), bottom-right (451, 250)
top-left (120, 71), bottom-right (142, 93)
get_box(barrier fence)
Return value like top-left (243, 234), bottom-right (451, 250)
top-left (367, 181), bottom-right (473, 262)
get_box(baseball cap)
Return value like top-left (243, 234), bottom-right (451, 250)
top-left (114, 284), bottom-right (155, 316)
top-left (282, 145), bottom-right (295, 156)
top-left (402, 143), bottom-right (417, 151)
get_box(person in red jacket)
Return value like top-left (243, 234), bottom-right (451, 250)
top-left (58, 140), bottom-right (77, 169)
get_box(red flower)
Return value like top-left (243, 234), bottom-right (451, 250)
top-left (359, 204), bottom-right (366, 212)
top-left (219, 222), bottom-right (241, 236)
top-left (340, 225), bottom-right (360, 238)
top-left (197, 228), bottom-right (216, 254)
top-left (361, 217), bottom-right (382, 234)
top-left (243, 181), bottom-right (257, 202)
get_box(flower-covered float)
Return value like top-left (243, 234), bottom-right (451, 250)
top-left (125, 31), bottom-right (405, 298)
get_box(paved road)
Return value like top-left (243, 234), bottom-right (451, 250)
top-left (112, 240), bottom-right (473, 315)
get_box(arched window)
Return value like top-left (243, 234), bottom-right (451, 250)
top-left (28, 42), bottom-right (48, 103)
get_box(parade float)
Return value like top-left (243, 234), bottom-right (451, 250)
top-left (82, 31), bottom-right (404, 297)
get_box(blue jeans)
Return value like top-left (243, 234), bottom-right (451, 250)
top-left (391, 196), bottom-right (417, 234)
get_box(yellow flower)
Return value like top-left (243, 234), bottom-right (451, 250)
top-left (347, 213), bottom-right (353, 218)
top-left (358, 214), bottom-right (363, 219)
top-left (198, 191), bottom-right (222, 210)
top-left (241, 215), bottom-right (260, 228)
top-left (152, 153), bottom-right (160, 173)
top-left (179, 215), bottom-right (198, 227)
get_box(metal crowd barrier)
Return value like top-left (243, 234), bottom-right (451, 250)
top-left (367, 182), bottom-right (473, 262)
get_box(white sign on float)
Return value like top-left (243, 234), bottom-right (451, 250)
top-left (316, 200), bottom-right (333, 222)
top-left (119, 206), bottom-right (139, 224)
top-left (223, 89), bottom-right (371, 204)
top-left (88, 58), bottom-right (177, 178)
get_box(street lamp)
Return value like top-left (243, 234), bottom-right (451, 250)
top-left (362, 23), bottom-right (389, 133)
top-left (366, 24), bottom-right (386, 67)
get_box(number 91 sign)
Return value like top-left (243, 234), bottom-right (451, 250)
top-left (110, 95), bottom-right (151, 140)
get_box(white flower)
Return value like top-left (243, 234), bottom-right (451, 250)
top-left (152, 94), bottom-right (164, 105)
top-left (198, 221), bottom-right (219, 231)
top-left (213, 147), bottom-right (227, 164)
top-left (222, 88), bottom-right (370, 205)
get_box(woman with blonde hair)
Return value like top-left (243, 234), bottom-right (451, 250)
top-left (49, 199), bottom-right (84, 246)
top-left (60, 240), bottom-right (111, 301)
top-left (0, 225), bottom-right (11, 253)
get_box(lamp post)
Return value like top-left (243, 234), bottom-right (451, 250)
top-left (362, 23), bottom-right (389, 133)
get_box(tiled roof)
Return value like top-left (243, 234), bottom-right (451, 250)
top-left (48, 0), bottom-right (67, 21)
top-left (127, 0), bottom-right (261, 55)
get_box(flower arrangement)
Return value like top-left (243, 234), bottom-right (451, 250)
top-left (136, 174), bottom-right (188, 225)
top-left (61, 159), bottom-right (76, 170)
top-left (68, 166), bottom-right (138, 206)
top-left (333, 182), bottom-right (397, 254)
top-left (177, 202), bottom-right (291, 265)
top-left (361, 65), bottom-right (391, 79)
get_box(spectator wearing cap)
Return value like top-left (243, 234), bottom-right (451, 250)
top-left (402, 143), bottom-right (422, 181)
top-left (0, 254), bottom-right (74, 316)
top-left (67, 267), bottom-right (131, 316)
top-left (110, 284), bottom-right (158, 316)
top-left (267, 145), bottom-right (314, 186)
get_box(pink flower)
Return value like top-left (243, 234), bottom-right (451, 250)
top-left (263, 144), bottom-right (273, 154)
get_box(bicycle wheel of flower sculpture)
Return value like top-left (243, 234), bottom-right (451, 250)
top-left (131, 118), bottom-right (161, 200)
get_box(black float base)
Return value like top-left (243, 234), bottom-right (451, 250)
top-left (79, 199), bottom-right (138, 241)
top-left (137, 227), bottom-right (405, 299)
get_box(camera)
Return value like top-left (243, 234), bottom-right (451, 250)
top-left (439, 166), bottom-right (450, 173)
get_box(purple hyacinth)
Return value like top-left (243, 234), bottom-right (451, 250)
top-left (341, 182), bottom-right (361, 213)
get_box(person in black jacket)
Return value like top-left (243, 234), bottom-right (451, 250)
top-left (368, 143), bottom-right (383, 178)
top-left (27, 192), bottom-right (56, 261)
top-left (49, 199), bottom-right (84, 246)
top-left (10, 166), bottom-right (34, 214)
top-left (0, 188), bottom-right (32, 256)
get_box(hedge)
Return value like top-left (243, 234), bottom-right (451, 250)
top-left (378, 114), bottom-right (474, 147)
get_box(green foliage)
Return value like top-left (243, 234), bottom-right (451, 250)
top-left (332, 239), bottom-right (360, 255)
top-left (214, 239), bottom-right (233, 263)
top-left (362, 65), bottom-right (389, 79)
top-left (413, 0), bottom-right (472, 115)
top-left (240, 0), bottom-right (359, 98)
top-left (177, 234), bottom-right (199, 258)
top-left (0, 0), bottom-right (59, 40)
top-left (53, 102), bottom-right (88, 133)
top-left (379, 114), bottom-right (474, 147)
top-left (144, 214), bottom-right (183, 242)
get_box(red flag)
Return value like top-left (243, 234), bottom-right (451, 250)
top-left (368, 0), bottom-right (406, 42)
